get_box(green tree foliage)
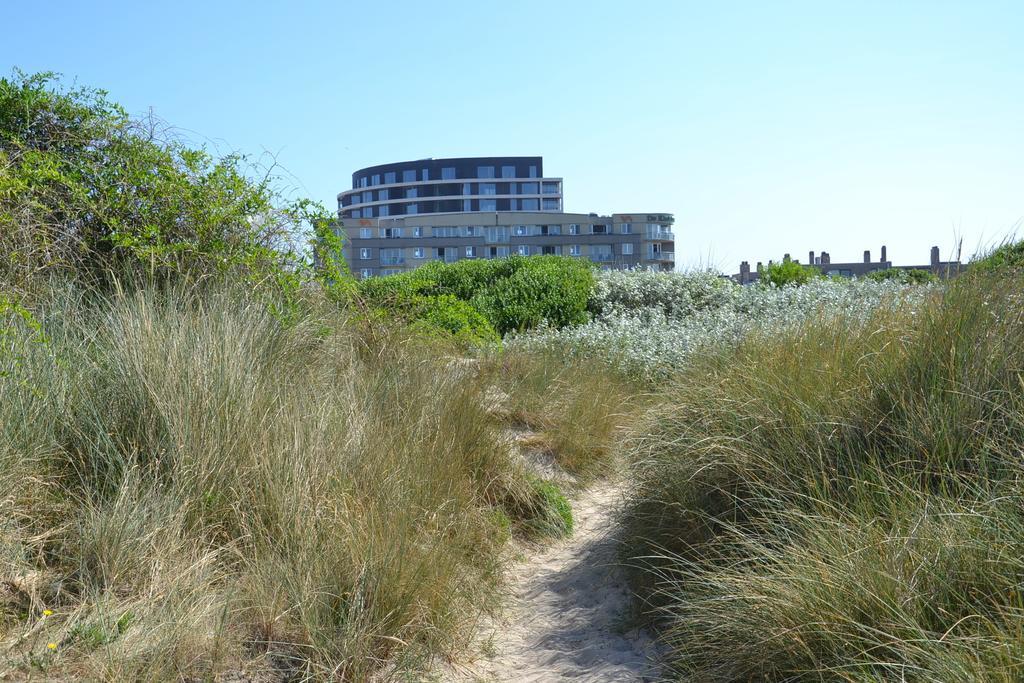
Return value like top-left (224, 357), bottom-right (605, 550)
top-left (358, 255), bottom-right (594, 336)
top-left (0, 70), bottom-right (337, 294)
top-left (867, 267), bottom-right (938, 284)
top-left (760, 259), bottom-right (821, 287)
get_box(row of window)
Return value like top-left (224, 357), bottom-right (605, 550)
top-left (347, 181), bottom-right (560, 206)
top-left (355, 164), bottom-right (541, 189)
top-left (355, 223), bottom-right (650, 239)
top-left (350, 197), bottom-right (561, 218)
top-left (359, 243), bottom-right (637, 261)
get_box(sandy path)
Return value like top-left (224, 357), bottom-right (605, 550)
top-left (442, 481), bottom-right (662, 682)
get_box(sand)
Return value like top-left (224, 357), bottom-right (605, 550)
top-left (441, 481), bottom-right (663, 682)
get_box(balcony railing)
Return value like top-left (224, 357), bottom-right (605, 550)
top-left (646, 230), bottom-right (675, 240)
top-left (380, 257), bottom-right (405, 266)
top-left (590, 253), bottom-right (614, 262)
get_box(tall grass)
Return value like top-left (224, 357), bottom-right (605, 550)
top-left (623, 272), bottom-right (1024, 681)
top-left (0, 282), bottom-right (550, 680)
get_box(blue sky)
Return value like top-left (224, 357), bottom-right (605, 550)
top-left (5, 1), bottom-right (1022, 269)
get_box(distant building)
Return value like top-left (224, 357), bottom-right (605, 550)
top-left (334, 156), bottom-right (675, 277)
top-left (734, 245), bottom-right (964, 284)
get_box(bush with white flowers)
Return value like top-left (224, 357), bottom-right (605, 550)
top-left (511, 272), bottom-right (937, 383)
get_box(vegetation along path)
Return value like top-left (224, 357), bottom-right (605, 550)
top-left (444, 480), bottom-right (661, 682)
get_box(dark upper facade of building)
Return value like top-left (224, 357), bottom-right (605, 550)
top-left (337, 156), bottom-right (563, 219)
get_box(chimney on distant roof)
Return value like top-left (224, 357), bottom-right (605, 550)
top-left (783, 253), bottom-right (791, 263)
top-left (821, 252), bottom-right (830, 265)
top-left (881, 245), bottom-right (887, 263)
top-left (864, 250), bottom-right (871, 264)
top-left (931, 246), bottom-right (940, 267)
top-left (739, 260), bottom-right (751, 284)
top-left (809, 250), bottom-right (815, 264)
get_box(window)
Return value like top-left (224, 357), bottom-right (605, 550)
top-left (359, 177), bottom-right (368, 188)
top-left (539, 225), bottom-right (560, 236)
top-left (382, 227), bottom-right (402, 239)
top-left (360, 268), bottom-right (372, 278)
top-left (463, 199), bottom-right (473, 211)
top-left (476, 165), bottom-right (495, 178)
top-left (413, 226), bottom-right (423, 237)
top-left (591, 224), bottom-right (608, 235)
top-left (359, 248), bottom-right (371, 260)
top-left (513, 225), bottom-right (528, 236)
top-left (413, 247), bottom-right (425, 259)
top-left (591, 245), bottom-right (613, 262)
top-left (464, 226), bottom-right (479, 237)
top-left (421, 168), bottom-right (429, 181)
top-left (479, 183), bottom-right (496, 195)
top-left (378, 189), bottom-right (389, 201)
top-left (542, 182), bottom-right (559, 194)
top-left (403, 203), bottom-right (416, 214)
top-left (488, 246), bottom-right (510, 258)
top-left (520, 199), bottom-right (538, 211)
top-left (380, 248), bottom-right (403, 265)
top-left (620, 223), bottom-right (632, 234)
top-left (406, 187), bottom-right (418, 198)
top-left (485, 226), bottom-right (509, 243)
top-left (465, 246), bottom-right (476, 258)
top-left (540, 245), bottom-right (559, 255)
top-left (509, 182), bottom-right (517, 194)
top-left (569, 244), bottom-right (581, 256)
top-left (371, 174), bottom-right (380, 185)
top-left (463, 182), bottom-right (472, 195)
top-left (621, 243), bottom-right (634, 255)
top-left (501, 165), bottom-right (515, 178)
top-left (568, 224), bottom-right (580, 235)
top-left (359, 227), bottom-right (372, 239)
top-left (441, 167), bottom-right (456, 180)
top-left (515, 245), bottom-right (529, 256)
top-left (480, 199), bottom-right (497, 211)
top-left (520, 182), bottom-right (539, 194)
top-left (384, 172), bottom-right (396, 184)
top-left (363, 207), bottom-right (373, 217)
top-left (432, 226), bottom-right (459, 238)
top-left (528, 165), bottom-right (538, 178)
top-left (381, 268), bottom-right (402, 276)
top-left (362, 191), bottom-right (373, 203)
top-left (509, 198), bottom-right (519, 210)
top-left (378, 205), bottom-right (389, 217)
top-left (351, 210), bottom-right (361, 218)
top-left (542, 198), bottom-right (560, 211)
top-left (402, 170), bottom-right (416, 182)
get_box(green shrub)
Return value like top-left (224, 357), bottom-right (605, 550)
top-left (407, 294), bottom-right (500, 346)
top-left (760, 259), bottom-right (820, 287)
top-left (970, 239), bottom-right (1024, 272)
top-left (357, 255), bottom-right (594, 336)
top-left (867, 267), bottom-right (938, 284)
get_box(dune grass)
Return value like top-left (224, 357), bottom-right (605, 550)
top-left (623, 272), bottom-right (1024, 681)
top-left (0, 282), bottom-right (570, 680)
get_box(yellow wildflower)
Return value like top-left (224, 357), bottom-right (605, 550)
top-left (42, 609), bottom-right (53, 616)
top-left (47, 642), bottom-right (57, 651)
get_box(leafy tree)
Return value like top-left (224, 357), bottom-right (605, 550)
top-left (0, 70), bottom-right (337, 295)
top-left (761, 259), bottom-right (820, 287)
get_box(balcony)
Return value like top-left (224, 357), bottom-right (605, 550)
top-left (380, 257), bottom-right (405, 266)
top-left (646, 230), bottom-right (675, 241)
top-left (590, 253), bottom-right (614, 262)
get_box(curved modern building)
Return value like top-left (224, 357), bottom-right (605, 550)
top-left (338, 156), bottom-right (562, 218)
top-left (335, 156), bottom-right (674, 277)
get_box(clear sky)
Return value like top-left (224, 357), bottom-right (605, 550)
top-left (5, 1), bottom-right (1022, 270)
